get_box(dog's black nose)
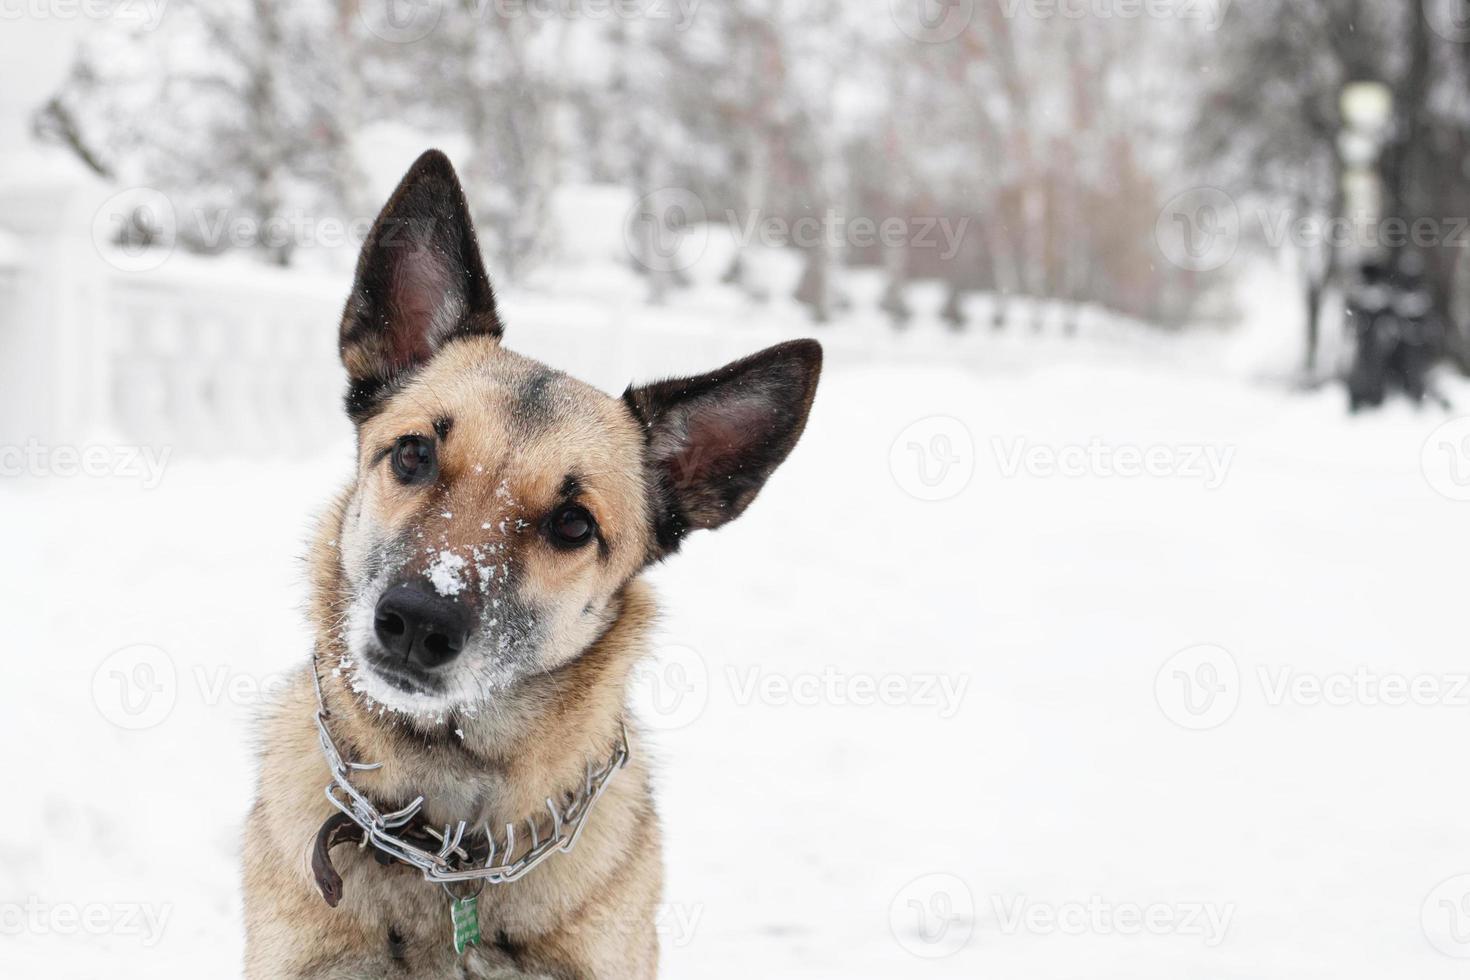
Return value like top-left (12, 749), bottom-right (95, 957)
top-left (373, 583), bottom-right (471, 670)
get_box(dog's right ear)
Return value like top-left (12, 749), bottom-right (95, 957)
top-left (339, 149), bottom-right (501, 422)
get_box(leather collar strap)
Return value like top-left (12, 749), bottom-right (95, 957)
top-left (311, 805), bottom-right (503, 907)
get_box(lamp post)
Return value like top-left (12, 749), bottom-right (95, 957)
top-left (1337, 81), bottom-right (1394, 267)
top-left (1337, 81), bottom-right (1444, 410)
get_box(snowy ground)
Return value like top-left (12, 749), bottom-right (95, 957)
top-left (4, 341), bottom-right (1470, 978)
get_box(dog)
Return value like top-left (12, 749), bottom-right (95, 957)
top-left (241, 150), bottom-right (822, 979)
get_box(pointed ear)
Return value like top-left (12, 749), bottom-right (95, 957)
top-left (624, 340), bottom-right (822, 557)
top-left (339, 149), bottom-right (500, 421)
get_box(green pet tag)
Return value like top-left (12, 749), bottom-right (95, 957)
top-left (450, 895), bottom-right (481, 955)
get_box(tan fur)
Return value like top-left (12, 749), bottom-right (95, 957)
top-left (244, 337), bottom-right (664, 979)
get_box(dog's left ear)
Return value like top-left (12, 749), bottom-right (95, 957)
top-left (624, 339), bottom-right (822, 557)
top-left (339, 149), bottom-right (501, 421)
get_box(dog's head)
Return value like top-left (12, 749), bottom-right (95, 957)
top-left (330, 150), bottom-right (821, 718)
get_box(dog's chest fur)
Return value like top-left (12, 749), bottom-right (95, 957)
top-left (241, 578), bottom-right (664, 980)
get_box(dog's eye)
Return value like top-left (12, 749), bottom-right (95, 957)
top-left (390, 435), bottom-right (436, 484)
top-left (548, 504), bottom-right (595, 548)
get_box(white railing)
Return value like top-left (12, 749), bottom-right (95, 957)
top-left (103, 262), bottom-right (351, 455)
top-left (0, 169), bottom-right (1180, 461)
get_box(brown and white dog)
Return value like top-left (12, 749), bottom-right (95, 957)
top-left (241, 151), bottom-right (821, 978)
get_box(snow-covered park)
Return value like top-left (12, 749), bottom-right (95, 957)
top-left (6, 6), bottom-right (1470, 979)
